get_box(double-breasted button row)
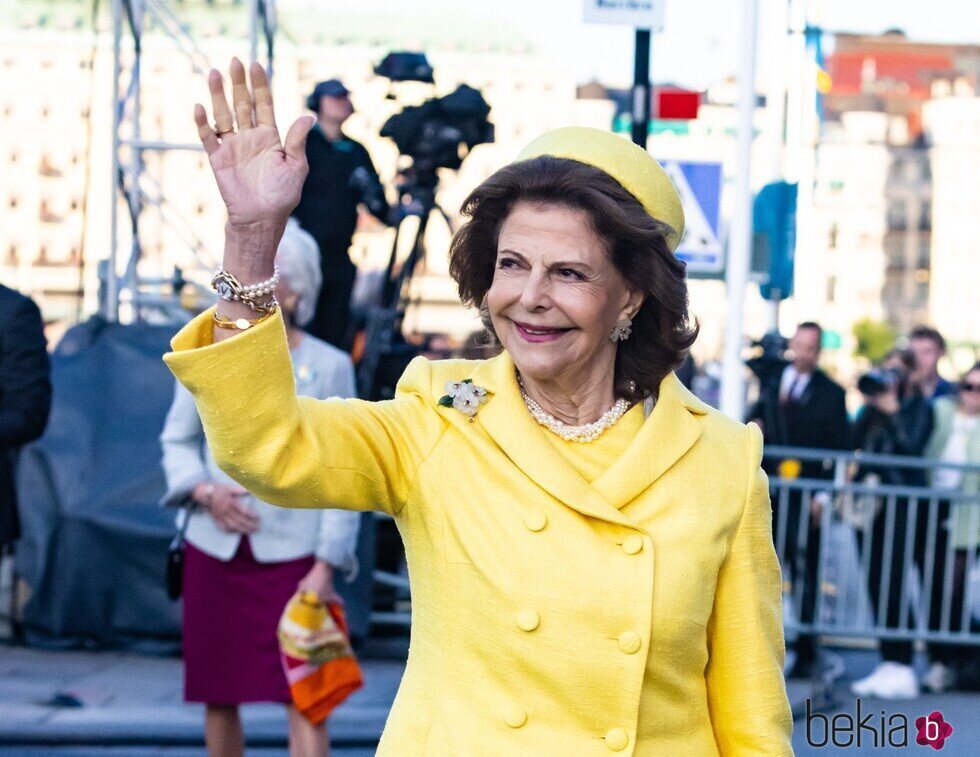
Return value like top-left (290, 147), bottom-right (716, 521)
top-left (604, 728), bottom-right (629, 751)
top-left (508, 513), bottom-right (545, 730)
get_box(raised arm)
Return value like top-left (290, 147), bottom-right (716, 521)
top-left (164, 61), bottom-right (445, 515)
top-left (192, 58), bottom-right (315, 338)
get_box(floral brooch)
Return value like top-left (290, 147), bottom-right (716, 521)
top-left (438, 379), bottom-right (489, 421)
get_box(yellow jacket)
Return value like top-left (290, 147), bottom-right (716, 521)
top-left (164, 309), bottom-right (793, 756)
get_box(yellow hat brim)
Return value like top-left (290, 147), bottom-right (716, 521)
top-left (515, 127), bottom-right (685, 252)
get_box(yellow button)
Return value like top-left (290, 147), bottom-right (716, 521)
top-left (523, 511), bottom-right (548, 532)
top-left (516, 610), bottom-right (540, 632)
top-left (604, 728), bottom-right (629, 751)
top-left (622, 534), bottom-right (643, 555)
top-left (618, 631), bottom-right (642, 654)
top-left (503, 703), bottom-right (527, 728)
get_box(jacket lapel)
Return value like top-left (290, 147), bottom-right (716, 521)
top-left (468, 353), bottom-right (640, 529)
top-left (591, 373), bottom-right (707, 509)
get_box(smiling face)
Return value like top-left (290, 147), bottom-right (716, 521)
top-left (486, 201), bottom-right (641, 390)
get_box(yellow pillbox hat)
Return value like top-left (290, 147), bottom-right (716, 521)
top-left (516, 127), bottom-right (685, 252)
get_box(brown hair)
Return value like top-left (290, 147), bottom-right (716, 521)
top-left (448, 156), bottom-right (698, 402)
top-left (909, 325), bottom-right (947, 353)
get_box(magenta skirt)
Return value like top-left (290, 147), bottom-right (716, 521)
top-left (182, 537), bottom-right (315, 705)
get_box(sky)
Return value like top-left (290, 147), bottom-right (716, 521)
top-left (444, 0), bottom-right (980, 88)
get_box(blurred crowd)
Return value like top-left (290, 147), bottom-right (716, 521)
top-left (747, 321), bottom-right (980, 700)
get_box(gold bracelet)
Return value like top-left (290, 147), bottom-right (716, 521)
top-left (213, 303), bottom-right (278, 331)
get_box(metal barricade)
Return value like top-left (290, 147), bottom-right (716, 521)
top-left (764, 445), bottom-right (980, 712)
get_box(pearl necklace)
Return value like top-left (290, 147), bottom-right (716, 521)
top-left (518, 377), bottom-right (632, 443)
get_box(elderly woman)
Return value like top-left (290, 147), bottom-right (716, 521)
top-left (160, 217), bottom-right (361, 757)
top-left (167, 59), bottom-right (793, 754)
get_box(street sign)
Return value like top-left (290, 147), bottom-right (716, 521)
top-left (583, 0), bottom-right (666, 31)
top-left (662, 160), bottom-right (723, 275)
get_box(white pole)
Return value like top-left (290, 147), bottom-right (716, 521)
top-left (764, 0), bottom-right (790, 333)
top-left (107, 0), bottom-right (122, 322)
top-left (720, 0), bottom-right (761, 420)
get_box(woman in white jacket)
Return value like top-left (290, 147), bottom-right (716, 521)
top-left (160, 219), bottom-right (361, 757)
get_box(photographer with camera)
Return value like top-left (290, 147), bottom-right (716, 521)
top-left (850, 347), bottom-right (937, 699)
top-left (291, 79), bottom-right (390, 351)
top-left (854, 348), bottom-right (934, 486)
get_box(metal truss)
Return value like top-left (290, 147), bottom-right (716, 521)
top-left (106, 0), bottom-right (277, 321)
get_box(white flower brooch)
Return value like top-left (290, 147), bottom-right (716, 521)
top-left (438, 379), bottom-right (489, 421)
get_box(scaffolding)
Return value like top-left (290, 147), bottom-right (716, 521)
top-left (105, 0), bottom-right (277, 322)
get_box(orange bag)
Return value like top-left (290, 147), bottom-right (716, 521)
top-left (278, 590), bottom-right (364, 725)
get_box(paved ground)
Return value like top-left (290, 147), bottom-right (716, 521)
top-left (1, 642), bottom-right (979, 755)
top-left (0, 642), bottom-right (401, 752)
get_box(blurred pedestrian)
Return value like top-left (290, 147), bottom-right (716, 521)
top-left (747, 321), bottom-right (851, 678)
top-left (0, 284), bottom-right (51, 581)
top-left (920, 361), bottom-right (980, 693)
top-left (160, 220), bottom-right (360, 757)
top-left (909, 326), bottom-right (957, 401)
top-left (850, 348), bottom-right (936, 699)
top-left (292, 78), bottom-right (389, 351)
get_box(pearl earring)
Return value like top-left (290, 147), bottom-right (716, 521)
top-left (610, 317), bottom-right (632, 342)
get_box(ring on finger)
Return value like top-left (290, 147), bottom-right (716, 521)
top-left (214, 125), bottom-right (234, 136)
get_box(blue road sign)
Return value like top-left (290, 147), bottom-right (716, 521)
top-left (662, 160), bottom-right (723, 275)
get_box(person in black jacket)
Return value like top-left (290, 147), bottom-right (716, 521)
top-left (0, 284), bottom-right (52, 556)
top-left (291, 79), bottom-right (390, 351)
top-left (850, 348), bottom-right (937, 699)
top-left (747, 321), bottom-right (852, 678)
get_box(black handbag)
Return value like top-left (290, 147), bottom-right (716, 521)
top-left (165, 506), bottom-right (192, 601)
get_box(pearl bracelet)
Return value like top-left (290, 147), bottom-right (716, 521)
top-left (211, 267), bottom-right (280, 312)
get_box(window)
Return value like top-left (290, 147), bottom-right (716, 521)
top-left (39, 154), bottom-right (62, 177)
top-left (39, 199), bottom-right (63, 224)
top-left (886, 199), bottom-right (906, 231)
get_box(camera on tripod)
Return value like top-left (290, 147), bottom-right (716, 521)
top-left (354, 52), bottom-right (494, 402)
top-left (376, 52), bottom-right (494, 205)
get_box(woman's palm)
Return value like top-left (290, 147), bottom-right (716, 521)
top-left (209, 125), bottom-right (303, 223)
top-left (194, 59), bottom-right (313, 227)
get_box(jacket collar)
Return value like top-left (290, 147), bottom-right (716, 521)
top-left (466, 352), bottom-right (706, 528)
